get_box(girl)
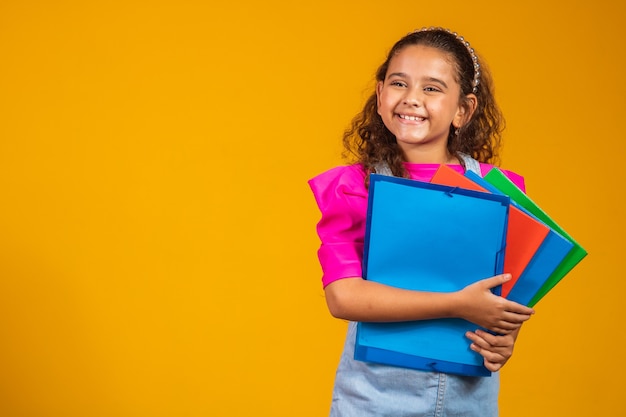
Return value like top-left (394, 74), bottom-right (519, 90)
top-left (309, 28), bottom-right (535, 416)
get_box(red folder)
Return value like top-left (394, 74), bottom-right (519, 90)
top-left (431, 165), bottom-right (549, 297)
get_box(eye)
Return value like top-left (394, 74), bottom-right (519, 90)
top-left (389, 80), bottom-right (407, 88)
top-left (424, 86), bottom-right (442, 93)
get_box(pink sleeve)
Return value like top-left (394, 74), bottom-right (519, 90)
top-left (308, 165), bottom-right (368, 288)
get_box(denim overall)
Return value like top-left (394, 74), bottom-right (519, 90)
top-left (329, 155), bottom-right (499, 417)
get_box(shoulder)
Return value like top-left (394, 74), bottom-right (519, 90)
top-left (308, 164), bottom-right (368, 201)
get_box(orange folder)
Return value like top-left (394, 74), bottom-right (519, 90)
top-left (431, 165), bottom-right (549, 297)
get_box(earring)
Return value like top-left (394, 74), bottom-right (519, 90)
top-left (454, 127), bottom-right (460, 136)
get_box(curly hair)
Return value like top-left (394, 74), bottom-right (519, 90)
top-left (342, 28), bottom-right (505, 179)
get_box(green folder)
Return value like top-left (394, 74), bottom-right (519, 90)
top-left (484, 168), bottom-right (587, 306)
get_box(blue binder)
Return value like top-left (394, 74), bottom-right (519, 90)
top-left (355, 174), bottom-right (510, 377)
top-left (464, 171), bottom-right (574, 306)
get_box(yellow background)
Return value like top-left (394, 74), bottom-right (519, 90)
top-left (0, 1), bottom-right (623, 416)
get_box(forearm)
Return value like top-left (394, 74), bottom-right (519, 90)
top-left (324, 275), bottom-right (533, 334)
top-left (324, 277), bottom-right (460, 322)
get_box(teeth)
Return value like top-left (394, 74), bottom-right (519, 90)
top-left (399, 114), bottom-right (423, 121)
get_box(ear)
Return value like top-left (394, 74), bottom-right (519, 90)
top-left (452, 94), bottom-right (478, 128)
top-left (376, 81), bottom-right (384, 115)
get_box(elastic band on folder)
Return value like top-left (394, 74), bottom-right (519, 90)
top-left (444, 187), bottom-right (458, 197)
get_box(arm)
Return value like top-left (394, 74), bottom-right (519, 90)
top-left (325, 273), bottom-right (534, 335)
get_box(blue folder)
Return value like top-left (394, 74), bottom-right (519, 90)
top-left (464, 171), bottom-right (574, 306)
top-left (355, 174), bottom-right (510, 377)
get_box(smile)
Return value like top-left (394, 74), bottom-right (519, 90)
top-left (398, 114), bottom-right (425, 121)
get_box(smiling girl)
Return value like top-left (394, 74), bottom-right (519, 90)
top-left (309, 28), bottom-right (535, 416)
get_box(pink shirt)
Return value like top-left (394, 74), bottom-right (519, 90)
top-left (308, 163), bottom-right (525, 288)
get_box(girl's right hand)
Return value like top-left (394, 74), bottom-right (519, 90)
top-left (456, 274), bottom-right (534, 334)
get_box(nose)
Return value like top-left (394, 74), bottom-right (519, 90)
top-left (402, 88), bottom-right (423, 106)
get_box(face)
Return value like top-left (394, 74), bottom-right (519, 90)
top-left (376, 45), bottom-right (475, 162)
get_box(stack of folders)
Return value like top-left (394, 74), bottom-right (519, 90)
top-left (354, 167), bottom-right (587, 377)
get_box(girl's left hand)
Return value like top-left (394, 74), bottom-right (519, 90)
top-left (465, 329), bottom-right (519, 372)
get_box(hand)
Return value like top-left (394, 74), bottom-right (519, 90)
top-left (456, 274), bottom-right (534, 334)
top-left (466, 329), bottom-right (517, 372)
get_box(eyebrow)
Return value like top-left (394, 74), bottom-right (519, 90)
top-left (386, 72), bottom-right (449, 89)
